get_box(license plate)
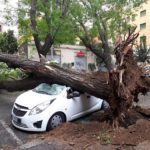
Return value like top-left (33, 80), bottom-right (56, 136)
top-left (12, 115), bottom-right (21, 123)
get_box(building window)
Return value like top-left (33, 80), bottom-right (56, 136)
top-left (140, 36), bottom-right (147, 45)
top-left (140, 23), bottom-right (146, 30)
top-left (140, 10), bottom-right (146, 17)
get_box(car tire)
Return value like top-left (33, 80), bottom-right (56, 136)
top-left (46, 112), bottom-right (66, 131)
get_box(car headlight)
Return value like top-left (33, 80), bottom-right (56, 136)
top-left (29, 99), bottom-right (56, 115)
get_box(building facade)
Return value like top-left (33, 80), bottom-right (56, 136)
top-left (28, 44), bottom-right (97, 71)
top-left (131, 0), bottom-right (150, 47)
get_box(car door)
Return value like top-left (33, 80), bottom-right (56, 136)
top-left (66, 93), bottom-right (84, 119)
top-left (79, 94), bottom-right (100, 111)
top-left (67, 92), bottom-right (100, 120)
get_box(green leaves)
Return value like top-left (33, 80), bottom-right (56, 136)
top-left (71, 0), bottom-right (145, 44)
top-left (135, 37), bottom-right (150, 62)
top-left (17, 0), bottom-right (145, 63)
top-left (0, 63), bottom-right (26, 81)
top-left (0, 30), bottom-right (18, 54)
top-left (18, 0), bottom-right (75, 45)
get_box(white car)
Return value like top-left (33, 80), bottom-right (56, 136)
top-left (11, 83), bottom-right (106, 132)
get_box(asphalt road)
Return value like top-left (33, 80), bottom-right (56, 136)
top-left (0, 90), bottom-right (34, 149)
top-left (0, 90), bottom-right (73, 150)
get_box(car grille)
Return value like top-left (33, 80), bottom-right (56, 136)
top-left (13, 103), bottom-right (29, 117)
top-left (13, 107), bottom-right (27, 117)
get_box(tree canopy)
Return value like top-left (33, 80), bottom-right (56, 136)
top-left (4, 0), bottom-right (146, 68)
top-left (69, 0), bottom-right (146, 70)
top-left (18, 0), bottom-right (76, 57)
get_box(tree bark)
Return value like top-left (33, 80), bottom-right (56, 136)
top-left (0, 77), bottom-right (52, 92)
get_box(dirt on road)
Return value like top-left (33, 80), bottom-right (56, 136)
top-left (34, 110), bottom-right (150, 150)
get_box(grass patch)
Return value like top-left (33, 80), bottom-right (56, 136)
top-left (96, 131), bottom-right (111, 144)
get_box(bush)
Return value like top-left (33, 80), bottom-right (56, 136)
top-left (0, 30), bottom-right (18, 54)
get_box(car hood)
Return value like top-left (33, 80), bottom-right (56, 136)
top-left (15, 90), bottom-right (57, 109)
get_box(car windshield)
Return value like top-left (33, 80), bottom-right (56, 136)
top-left (34, 83), bottom-right (65, 95)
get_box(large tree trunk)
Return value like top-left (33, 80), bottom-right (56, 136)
top-left (0, 77), bottom-right (53, 92)
top-left (0, 54), bottom-right (110, 100)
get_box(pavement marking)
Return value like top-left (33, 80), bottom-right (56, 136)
top-left (17, 139), bottom-right (44, 150)
top-left (0, 120), bottom-right (23, 145)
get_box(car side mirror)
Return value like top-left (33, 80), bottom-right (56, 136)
top-left (72, 91), bottom-right (80, 97)
top-left (67, 91), bottom-right (80, 99)
top-left (67, 93), bottom-right (73, 99)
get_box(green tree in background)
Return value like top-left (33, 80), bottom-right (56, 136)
top-left (0, 30), bottom-right (18, 54)
top-left (135, 36), bottom-right (150, 62)
top-left (18, 0), bottom-right (75, 58)
top-left (69, 0), bottom-right (146, 70)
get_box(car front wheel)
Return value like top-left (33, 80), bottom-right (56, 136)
top-left (46, 112), bottom-right (66, 131)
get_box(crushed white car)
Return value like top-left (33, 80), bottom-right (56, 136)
top-left (11, 83), bottom-right (107, 132)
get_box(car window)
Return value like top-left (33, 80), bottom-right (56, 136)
top-left (34, 83), bottom-right (65, 95)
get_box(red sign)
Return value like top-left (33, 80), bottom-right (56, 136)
top-left (76, 51), bottom-right (85, 57)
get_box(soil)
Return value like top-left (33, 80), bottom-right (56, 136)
top-left (35, 109), bottom-right (150, 150)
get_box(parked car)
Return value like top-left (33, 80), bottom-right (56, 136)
top-left (11, 83), bottom-right (107, 132)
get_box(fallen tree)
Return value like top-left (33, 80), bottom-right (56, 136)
top-left (0, 29), bottom-right (149, 127)
top-left (0, 55), bottom-right (110, 99)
